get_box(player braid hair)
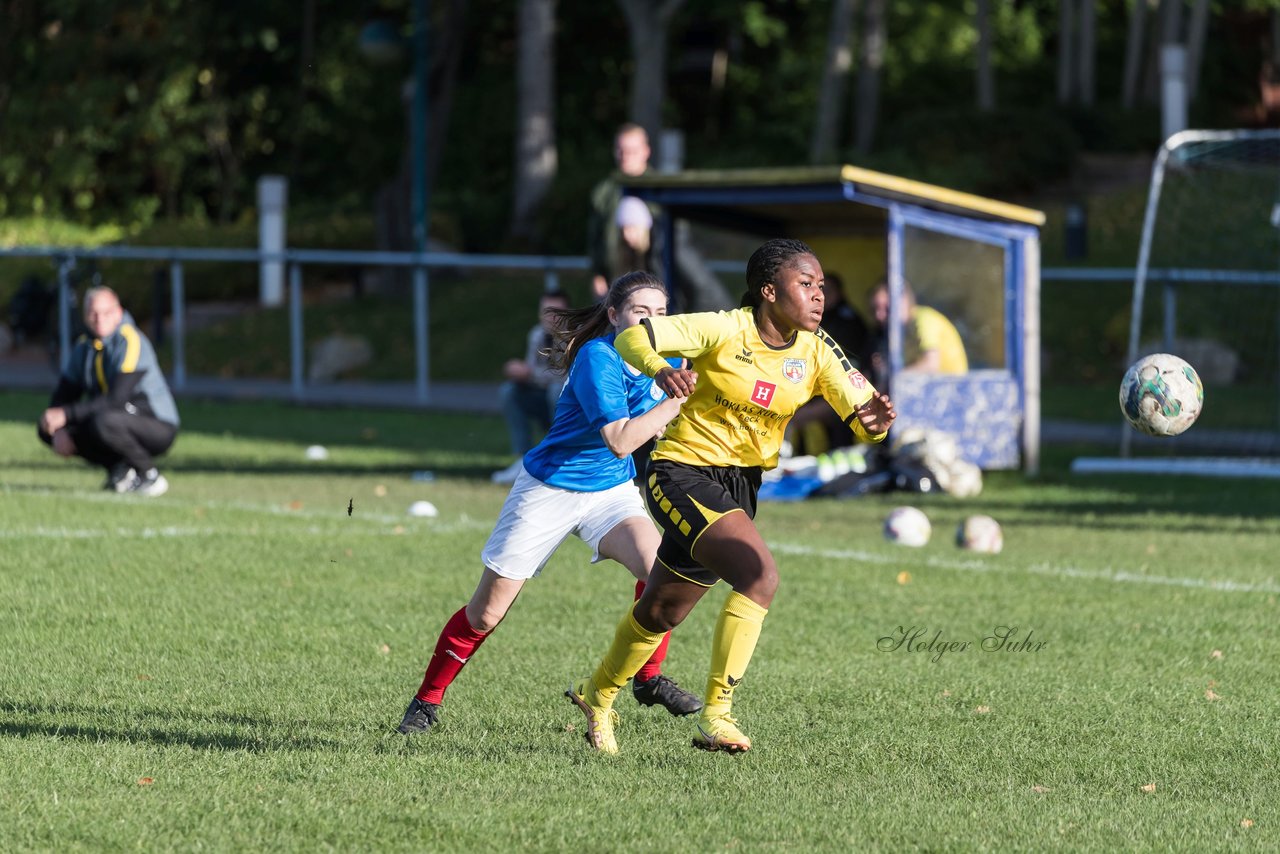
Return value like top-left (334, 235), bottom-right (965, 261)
top-left (547, 270), bottom-right (668, 371)
top-left (741, 238), bottom-right (816, 309)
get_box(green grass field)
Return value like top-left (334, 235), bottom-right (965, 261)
top-left (2, 390), bottom-right (1277, 851)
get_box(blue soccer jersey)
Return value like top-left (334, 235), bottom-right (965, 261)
top-left (522, 335), bottom-right (676, 492)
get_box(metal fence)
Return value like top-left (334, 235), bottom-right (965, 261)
top-left (0, 245), bottom-right (603, 406)
top-left (5, 244), bottom-right (1275, 408)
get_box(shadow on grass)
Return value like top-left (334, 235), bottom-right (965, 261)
top-left (962, 490), bottom-right (1280, 526)
top-left (0, 390), bottom-right (512, 459)
top-left (165, 458), bottom-right (500, 480)
top-left (0, 699), bottom-right (342, 753)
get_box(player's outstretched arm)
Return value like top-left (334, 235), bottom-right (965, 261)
top-left (854, 391), bottom-right (896, 439)
top-left (599, 396), bottom-right (684, 458)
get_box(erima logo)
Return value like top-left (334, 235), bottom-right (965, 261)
top-left (727, 675), bottom-right (741, 687)
top-left (734, 346), bottom-right (754, 365)
top-left (445, 650), bottom-right (469, 664)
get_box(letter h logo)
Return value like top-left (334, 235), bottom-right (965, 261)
top-left (751, 380), bottom-right (776, 409)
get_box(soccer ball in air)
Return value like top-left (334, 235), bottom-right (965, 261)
top-left (956, 515), bottom-right (1003, 554)
top-left (1119, 353), bottom-right (1204, 437)
top-left (884, 506), bottom-right (931, 548)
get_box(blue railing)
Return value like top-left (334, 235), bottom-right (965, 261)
top-left (2, 242), bottom-right (1273, 407)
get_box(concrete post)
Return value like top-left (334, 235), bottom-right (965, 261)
top-left (657, 129), bottom-right (685, 174)
top-left (1160, 45), bottom-right (1188, 143)
top-left (257, 175), bottom-right (288, 307)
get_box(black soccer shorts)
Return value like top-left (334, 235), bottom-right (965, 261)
top-left (644, 459), bottom-right (762, 587)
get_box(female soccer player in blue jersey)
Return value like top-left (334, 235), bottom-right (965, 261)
top-left (567, 239), bottom-right (897, 754)
top-left (398, 271), bottom-right (701, 735)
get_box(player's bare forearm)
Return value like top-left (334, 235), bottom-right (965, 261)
top-left (855, 391), bottom-right (896, 438)
top-left (600, 398), bottom-right (682, 457)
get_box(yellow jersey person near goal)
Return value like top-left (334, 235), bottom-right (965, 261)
top-left (566, 238), bottom-right (896, 755)
top-left (868, 277), bottom-right (969, 380)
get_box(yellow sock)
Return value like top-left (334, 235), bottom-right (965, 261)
top-left (703, 591), bottom-right (768, 719)
top-left (588, 608), bottom-right (665, 709)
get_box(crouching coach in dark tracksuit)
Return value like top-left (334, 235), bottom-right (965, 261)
top-left (37, 286), bottom-right (179, 496)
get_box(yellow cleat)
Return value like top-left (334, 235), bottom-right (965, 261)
top-left (566, 680), bottom-right (620, 755)
top-left (693, 713), bottom-right (751, 753)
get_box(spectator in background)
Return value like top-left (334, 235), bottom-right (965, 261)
top-left (785, 271), bottom-right (875, 457)
top-left (614, 196), bottom-right (655, 277)
top-left (491, 289), bottom-right (571, 485)
top-left (588, 124), bottom-right (656, 298)
top-left (867, 277), bottom-right (968, 388)
top-left (586, 123), bottom-right (733, 313)
top-left (37, 286), bottom-right (178, 496)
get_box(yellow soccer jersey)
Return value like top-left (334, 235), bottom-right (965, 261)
top-left (617, 307), bottom-right (886, 470)
top-left (909, 306), bottom-right (969, 374)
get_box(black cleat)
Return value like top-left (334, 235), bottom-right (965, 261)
top-left (103, 463), bottom-right (137, 493)
top-left (632, 674), bottom-right (703, 717)
top-left (126, 467), bottom-right (169, 497)
top-left (397, 698), bottom-right (440, 734)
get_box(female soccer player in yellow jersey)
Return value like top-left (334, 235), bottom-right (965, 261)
top-left (566, 238), bottom-right (896, 754)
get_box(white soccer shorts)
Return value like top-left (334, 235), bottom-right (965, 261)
top-left (480, 463), bottom-right (649, 580)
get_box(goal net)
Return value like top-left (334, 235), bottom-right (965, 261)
top-left (1072, 129), bottom-right (1280, 478)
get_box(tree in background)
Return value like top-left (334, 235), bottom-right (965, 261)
top-left (509, 0), bottom-right (557, 243)
top-left (3, 0), bottom-right (1280, 259)
top-left (975, 0), bottom-right (996, 112)
top-left (373, 0), bottom-right (468, 257)
top-left (810, 0), bottom-right (857, 164)
top-left (617, 0), bottom-right (686, 142)
top-left (853, 0), bottom-right (885, 154)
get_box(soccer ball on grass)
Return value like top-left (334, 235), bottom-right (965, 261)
top-left (884, 506), bottom-right (931, 547)
top-left (1119, 353), bottom-right (1203, 437)
top-left (956, 515), bottom-right (1003, 554)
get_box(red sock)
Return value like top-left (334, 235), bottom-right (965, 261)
top-left (634, 580), bottom-right (671, 683)
top-left (415, 607), bottom-right (491, 704)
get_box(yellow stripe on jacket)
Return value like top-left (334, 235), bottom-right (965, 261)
top-left (119, 323), bottom-right (142, 373)
top-left (93, 340), bottom-right (107, 393)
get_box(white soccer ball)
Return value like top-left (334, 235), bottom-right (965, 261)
top-left (1119, 353), bottom-right (1204, 437)
top-left (884, 506), bottom-right (931, 547)
top-left (408, 500), bottom-right (438, 518)
top-left (956, 515), bottom-right (1003, 554)
top-left (305, 444), bottom-right (329, 461)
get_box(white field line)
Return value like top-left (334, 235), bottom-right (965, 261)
top-left (3, 484), bottom-right (487, 529)
top-left (6, 486), bottom-right (415, 525)
top-left (770, 542), bottom-right (1280, 596)
top-left (0, 519), bottom-right (491, 540)
top-left (1, 488), bottom-right (490, 538)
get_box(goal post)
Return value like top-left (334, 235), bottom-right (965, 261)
top-left (1072, 129), bottom-right (1280, 477)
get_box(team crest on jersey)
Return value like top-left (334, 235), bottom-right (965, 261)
top-left (751, 380), bottom-right (777, 409)
top-left (649, 382), bottom-right (664, 400)
top-left (847, 369), bottom-right (867, 389)
top-left (783, 358), bottom-right (806, 384)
